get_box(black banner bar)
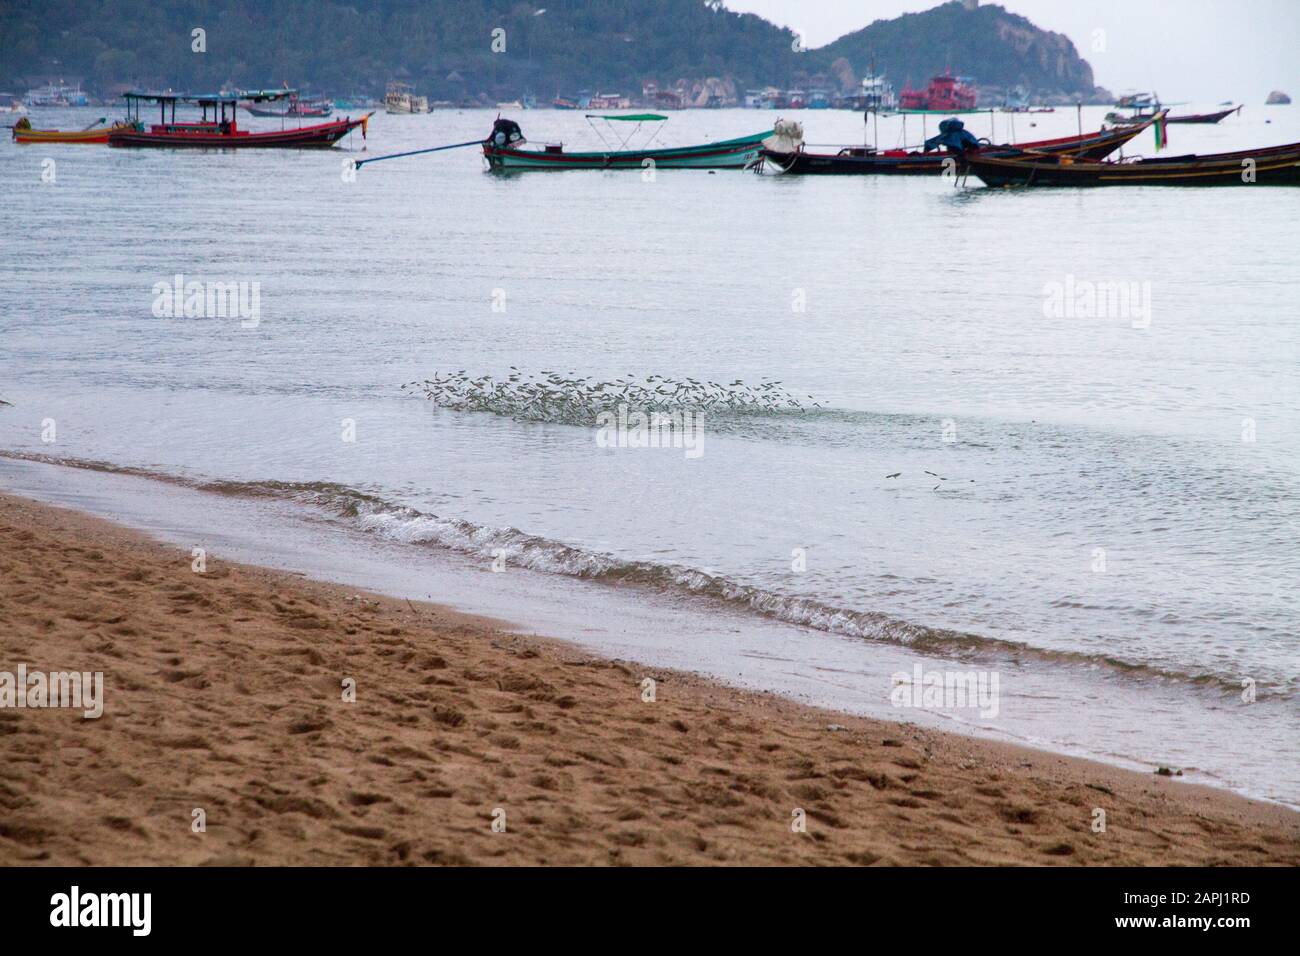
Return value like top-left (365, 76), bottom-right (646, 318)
top-left (0, 866), bottom-right (1288, 942)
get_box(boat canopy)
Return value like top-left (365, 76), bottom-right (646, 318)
top-left (584, 113), bottom-right (667, 122)
top-left (123, 89), bottom-right (294, 106)
top-left (582, 112), bottom-right (671, 151)
top-left (121, 90), bottom-right (288, 125)
top-left (897, 107), bottom-right (988, 116)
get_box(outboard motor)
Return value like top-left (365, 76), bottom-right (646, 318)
top-left (924, 117), bottom-right (981, 153)
top-left (489, 118), bottom-right (525, 148)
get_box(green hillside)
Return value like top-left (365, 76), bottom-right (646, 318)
top-left (820, 2), bottom-right (1101, 101)
top-left (0, 0), bottom-right (1103, 102)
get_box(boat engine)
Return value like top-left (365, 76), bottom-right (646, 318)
top-left (489, 118), bottom-right (525, 148)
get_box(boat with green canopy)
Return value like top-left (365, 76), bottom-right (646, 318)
top-left (481, 114), bottom-right (773, 170)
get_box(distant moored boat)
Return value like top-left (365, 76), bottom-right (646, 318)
top-left (240, 90), bottom-right (333, 117)
top-left (385, 82), bottom-right (429, 114)
top-left (899, 72), bottom-right (977, 112)
top-left (25, 81), bottom-right (89, 107)
top-left (1166, 105), bottom-right (1242, 124)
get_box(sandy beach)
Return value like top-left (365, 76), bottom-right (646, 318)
top-left (0, 491), bottom-right (1296, 866)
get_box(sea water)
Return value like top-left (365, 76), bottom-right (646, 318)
top-left (3, 106), bottom-right (1297, 803)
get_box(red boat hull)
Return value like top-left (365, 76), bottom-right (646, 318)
top-left (109, 115), bottom-right (367, 148)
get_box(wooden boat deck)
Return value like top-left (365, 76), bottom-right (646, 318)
top-left (963, 142), bottom-right (1300, 187)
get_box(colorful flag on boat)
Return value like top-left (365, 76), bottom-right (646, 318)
top-left (1154, 114), bottom-right (1168, 151)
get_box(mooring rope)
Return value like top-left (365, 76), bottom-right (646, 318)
top-left (354, 138), bottom-right (485, 170)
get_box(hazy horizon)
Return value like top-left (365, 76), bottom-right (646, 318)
top-left (726, 0), bottom-right (1298, 104)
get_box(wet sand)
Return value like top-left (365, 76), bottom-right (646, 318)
top-left (1, 492), bottom-right (1296, 866)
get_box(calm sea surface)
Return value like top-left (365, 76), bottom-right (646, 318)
top-left (2, 105), bottom-right (1298, 802)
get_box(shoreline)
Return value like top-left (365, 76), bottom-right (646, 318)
top-left (3, 450), bottom-right (1295, 809)
top-left (1, 490), bottom-right (1296, 865)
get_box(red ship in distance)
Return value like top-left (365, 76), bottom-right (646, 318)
top-left (899, 72), bottom-right (977, 111)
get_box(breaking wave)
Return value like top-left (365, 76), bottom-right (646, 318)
top-left (5, 450), bottom-right (1283, 701)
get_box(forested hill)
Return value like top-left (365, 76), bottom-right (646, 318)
top-left (0, 0), bottom-right (804, 94)
top-left (820, 2), bottom-right (1102, 100)
top-left (0, 0), bottom-right (1104, 102)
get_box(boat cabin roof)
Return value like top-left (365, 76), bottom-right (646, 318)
top-left (123, 89), bottom-right (296, 106)
top-left (584, 113), bottom-right (666, 122)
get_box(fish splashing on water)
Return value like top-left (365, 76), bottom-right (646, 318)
top-left (401, 370), bottom-right (820, 425)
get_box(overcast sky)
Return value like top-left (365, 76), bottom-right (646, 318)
top-left (725, 0), bottom-right (1298, 103)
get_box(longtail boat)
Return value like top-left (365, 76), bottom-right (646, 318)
top-left (240, 89), bottom-right (333, 117)
top-left (1104, 112), bottom-right (1156, 126)
top-left (962, 141), bottom-right (1300, 187)
top-left (1105, 93), bottom-right (1166, 126)
top-left (107, 91), bottom-right (371, 149)
top-left (11, 116), bottom-right (139, 144)
top-left (482, 115), bottom-right (771, 171)
top-left (762, 113), bottom-right (1162, 175)
top-left (1166, 105), bottom-right (1242, 124)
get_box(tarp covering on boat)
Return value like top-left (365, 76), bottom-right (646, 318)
top-left (762, 118), bottom-right (803, 154)
top-left (924, 118), bottom-right (981, 152)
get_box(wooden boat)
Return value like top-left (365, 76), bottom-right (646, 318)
top-left (384, 82), bottom-right (428, 114)
top-left (482, 115), bottom-right (770, 170)
top-left (762, 114), bottom-right (1161, 175)
top-left (242, 101), bottom-right (332, 117)
top-left (1166, 105), bottom-right (1241, 124)
top-left (1116, 92), bottom-right (1161, 110)
top-left (1105, 111), bottom-right (1159, 126)
top-left (962, 142), bottom-right (1300, 187)
top-left (240, 90), bottom-right (333, 117)
top-left (1106, 92), bottom-right (1164, 126)
top-left (11, 116), bottom-right (138, 144)
top-left (107, 92), bottom-right (371, 149)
